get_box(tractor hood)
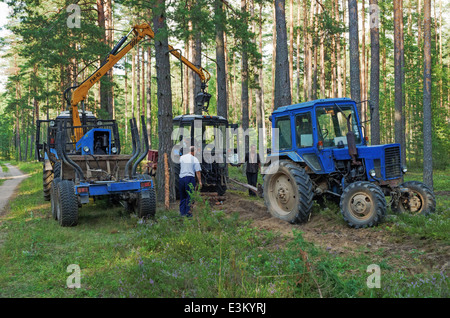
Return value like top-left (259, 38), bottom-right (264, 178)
top-left (332, 143), bottom-right (403, 180)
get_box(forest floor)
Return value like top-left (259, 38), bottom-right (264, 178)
top-left (0, 161), bottom-right (448, 298)
top-left (217, 188), bottom-right (449, 276)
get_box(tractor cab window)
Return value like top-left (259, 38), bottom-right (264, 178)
top-left (295, 112), bottom-right (313, 148)
top-left (274, 116), bottom-right (292, 150)
top-left (202, 122), bottom-right (226, 152)
top-left (316, 104), bottom-right (361, 148)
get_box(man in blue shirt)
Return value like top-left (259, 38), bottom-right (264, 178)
top-left (179, 146), bottom-right (202, 217)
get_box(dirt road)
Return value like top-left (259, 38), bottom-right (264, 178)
top-left (0, 163), bottom-right (29, 216)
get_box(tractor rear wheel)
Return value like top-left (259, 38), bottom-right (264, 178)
top-left (56, 180), bottom-right (78, 227)
top-left (263, 160), bottom-right (314, 224)
top-left (392, 181), bottom-right (436, 216)
top-left (340, 181), bottom-right (386, 228)
top-left (51, 177), bottom-right (61, 220)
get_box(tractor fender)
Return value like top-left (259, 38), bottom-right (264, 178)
top-left (268, 151), bottom-right (304, 164)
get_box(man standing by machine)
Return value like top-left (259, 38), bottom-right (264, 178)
top-left (179, 146), bottom-right (202, 217)
top-left (245, 144), bottom-right (261, 197)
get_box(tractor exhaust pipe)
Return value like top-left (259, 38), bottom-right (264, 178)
top-left (125, 118), bottom-right (140, 179)
top-left (132, 115), bottom-right (150, 177)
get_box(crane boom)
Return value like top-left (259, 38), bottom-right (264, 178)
top-left (67, 23), bottom-right (211, 142)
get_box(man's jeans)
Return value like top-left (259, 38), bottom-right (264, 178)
top-left (179, 176), bottom-right (196, 216)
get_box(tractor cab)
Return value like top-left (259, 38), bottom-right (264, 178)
top-left (171, 114), bottom-right (230, 196)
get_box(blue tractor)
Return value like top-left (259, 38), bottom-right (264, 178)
top-left (263, 98), bottom-right (436, 228)
top-left (36, 111), bottom-right (156, 226)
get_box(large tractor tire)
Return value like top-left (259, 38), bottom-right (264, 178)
top-left (56, 180), bottom-right (79, 227)
top-left (340, 181), bottom-right (386, 228)
top-left (43, 162), bottom-right (61, 201)
top-left (263, 160), bottom-right (314, 224)
top-left (137, 188), bottom-right (156, 218)
top-left (135, 174), bottom-right (156, 218)
top-left (392, 181), bottom-right (436, 216)
top-left (51, 177), bottom-right (61, 220)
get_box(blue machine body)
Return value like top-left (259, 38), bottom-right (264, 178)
top-left (268, 98), bottom-right (403, 183)
top-left (76, 128), bottom-right (112, 155)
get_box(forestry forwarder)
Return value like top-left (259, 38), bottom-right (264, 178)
top-left (262, 98), bottom-right (436, 228)
top-left (36, 23), bottom-right (210, 226)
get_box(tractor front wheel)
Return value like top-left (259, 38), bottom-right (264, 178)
top-left (392, 181), bottom-right (436, 216)
top-left (340, 181), bottom-right (386, 228)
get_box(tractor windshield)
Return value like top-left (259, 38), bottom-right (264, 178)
top-left (316, 104), bottom-right (361, 148)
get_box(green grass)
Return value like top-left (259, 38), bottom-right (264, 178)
top-left (0, 161), bottom-right (448, 298)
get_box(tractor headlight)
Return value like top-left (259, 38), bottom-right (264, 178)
top-left (83, 146), bottom-right (90, 153)
top-left (111, 147), bottom-right (117, 154)
top-left (49, 120), bottom-right (55, 127)
top-left (97, 120), bottom-right (103, 126)
top-left (369, 169), bottom-right (376, 177)
top-left (402, 166), bottom-right (407, 173)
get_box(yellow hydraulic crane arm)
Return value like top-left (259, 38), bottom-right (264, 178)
top-left (68, 23), bottom-right (211, 142)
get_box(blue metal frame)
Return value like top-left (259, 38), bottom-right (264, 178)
top-left (75, 178), bottom-right (154, 203)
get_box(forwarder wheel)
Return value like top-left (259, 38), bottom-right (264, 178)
top-left (43, 162), bottom-right (61, 201)
top-left (137, 188), bottom-right (156, 218)
top-left (43, 169), bottom-right (53, 201)
top-left (392, 181), bottom-right (436, 216)
top-left (56, 180), bottom-right (79, 227)
top-left (136, 174), bottom-right (156, 218)
top-left (263, 160), bottom-right (314, 224)
top-left (51, 177), bottom-right (61, 220)
top-left (340, 181), bottom-right (386, 228)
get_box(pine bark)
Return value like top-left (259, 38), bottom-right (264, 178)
top-left (215, 0), bottom-right (228, 119)
top-left (153, 0), bottom-right (174, 202)
top-left (274, 0), bottom-right (292, 109)
top-left (394, 0), bottom-right (406, 166)
top-left (423, 0), bottom-right (433, 188)
top-left (369, 0), bottom-right (380, 145)
top-left (348, 0), bottom-right (361, 108)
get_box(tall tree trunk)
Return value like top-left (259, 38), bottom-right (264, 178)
top-left (394, 0), bottom-right (405, 166)
top-left (124, 55), bottom-right (128, 146)
top-left (153, 0), bottom-right (174, 202)
top-left (274, 0), bottom-right (292, 109)
top-left (258, 2), bottom-right (266, 146)
top-left (147, 46), bottom-right (152, 147)
top-left (289, 0), bottom-right (294, 98)
top-left (136, 45), bottom-right (141, 129)
top-left (369, 0), bottom-right (380, 145)
top-left (296, 0), bottom-right (302, 102)
top-left (319, 3), bottom-right (325, 98)
top-left (423, 0), bottom-right (433, 188)
top-left (241, 0), bottom-right (249, 151)
top-left (272, 1), bottom-right (277, 108)
top-left (348, 0), bottom-right (361, 108)
top-left (335, 0), bottom-right (343, 97)
top-left (342, 0), bottom-right (347, 96)
top-left (303, 0), bottom-right (310, 100)
top-left (215, 0), bottom-right (227, 119)
top-left (312, 1), bottom-right (318, 99)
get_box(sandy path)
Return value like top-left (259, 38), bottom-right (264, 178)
top-left (0, 163), bottom-right (29, 215)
